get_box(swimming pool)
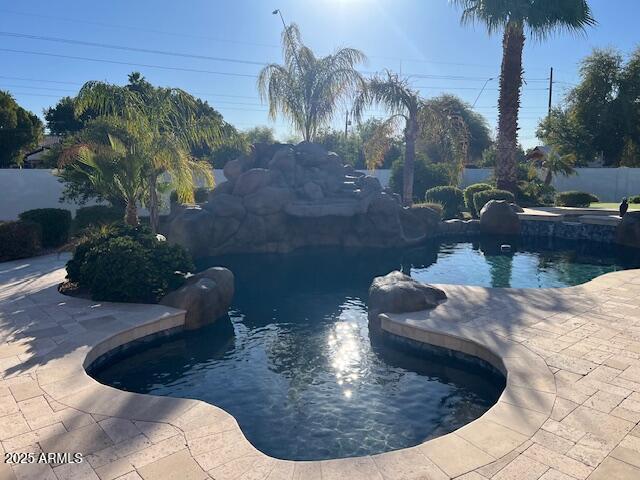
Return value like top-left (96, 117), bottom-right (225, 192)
top-left (92, 237), bottom-right (639, 460)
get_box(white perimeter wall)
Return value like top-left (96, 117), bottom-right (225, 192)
top-left (460, 167), bottom-right (640, 203)
top-left (2, 167), bottom-right (637, 221)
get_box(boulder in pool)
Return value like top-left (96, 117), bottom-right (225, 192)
top-left (368, 271), bottom-right (446, 323)
top-left (160, 267), bottom-right (234, 330)
top-left (616, 211), bottom-right (640, 248)
top-left (480, 200), bottom-right (521, 235)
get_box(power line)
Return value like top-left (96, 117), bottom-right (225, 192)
top-left (0, 31), bottom-right (270, 67)
top-left (0, 48), bottom-right (260, 79)
top-left (0, 46), bottom-right (553, 87)
top-left (0, 9), bottom-right (568, 76)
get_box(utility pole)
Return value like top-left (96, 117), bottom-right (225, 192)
top-left (548, 67), bottom-right (554, 116)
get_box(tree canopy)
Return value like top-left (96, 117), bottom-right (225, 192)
top-left (537, 47), bottom-right (640, 166)
top-left (418, 94), bottom-right (492, 165)
top-left (0, 91), bottom-right (43, 167)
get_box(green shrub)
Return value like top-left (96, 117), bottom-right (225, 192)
top-left (554, 191), bottom-right (599, 207)
top-left (424, 186), bottom-right (464, 219)
top-left (517, 179), bottom-right (555, 207)
top-left (473, 189), bottom-right (516, 214)
top-left (463, 183), bottom-right (493, 217)
top-left (389, 157), bottom-right (450, 202)
top-left (66, 224), bottom-right (193, 303)
top-left (74, 205), bottom-right (124, 231)
top-left (0, 221), bottom-right (41, 261)
top-left (18, 208), bottom-right (71, 247)
top-left (628, 195), bottom-right (640, 204)
top-left (412, 202), bottom-right (443, 220)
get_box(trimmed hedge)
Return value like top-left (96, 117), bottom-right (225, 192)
top-left (18, 208), bottom-right (71, 248)
top-left (412, 202), bottom-right (443, 220)
top-left (628, 195), bottom-right (640, 204)
top-left (74, 205), bottom-right (124, 231)
top-left (463, 183), bottom-right (493, 217)
top-left (424, 186), bottom-right (464, 219)
top-left (66, 224), bottom-right (193, 303)
top-left (0, 221), bottom-right (41, 262)
top-left (473, 189), bottom-right (516, 214)
top-left (555, 191), bottom-right (599, 207)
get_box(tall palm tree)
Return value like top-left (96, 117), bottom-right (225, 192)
top-left (353, 72), bottom-right (421, 205)
top-left (59, 117), bottom-right (148, 226)
top-left (452, 0), bottom-right (595, 193)
top-left (257, 24), bottom-right (366, 141)
top-left (353, 71), bottom-right (469, 205)
top-left (74, 74), bottom-right (219, 232)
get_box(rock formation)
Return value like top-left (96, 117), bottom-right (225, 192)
top-left (616, 211), bottom-right (640, 248)
top-left (368, 271), bottom-right (446, 326)
top-left (479, 200), bottom-right (521, 235)
top-left (164, 142), bottom-right (440, 258)
top-left (160, 267), bottom-right (234, 329)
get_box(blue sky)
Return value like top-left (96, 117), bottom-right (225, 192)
top-left (1, 0), bottom-right (638, 149)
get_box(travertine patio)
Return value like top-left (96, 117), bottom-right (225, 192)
top-left (1, 253), bottom-right (640, 479)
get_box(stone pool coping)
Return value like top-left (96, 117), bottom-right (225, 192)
top-left (2, 254), bottom-right (640, 479)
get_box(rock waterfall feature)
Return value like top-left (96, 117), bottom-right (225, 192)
top-left (164, 142), bottom-right (440, 258)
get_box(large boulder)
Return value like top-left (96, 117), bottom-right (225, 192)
top-left (222, 152), bottom-right (255, 182)
top-left (160, 267), bottom-right (235, 330)
top-left (232, 168), bottom-right (272, 197)
top-left (479, 200), bottom-right (521, 235)
top-left (204, 193), bottom-right (246, 218)
top-left (301, 181), bottom-right (324, 201)
top-left (368, 271), bottom-right (446, 322)
top-left (243, 186), bottom-right (292, 215)
top-left (400, 205), bottom-right (440, 241)
top-left (165, 206), bottom-right (214, 258)
top-left (295, 141), bottom-right (328, 166)
top-left (616, 211), bottom-right (640, 248)
top-left (268, 147), bottom-right (296, 185)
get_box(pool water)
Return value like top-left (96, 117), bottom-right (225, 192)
top-left (93, 237), bottom-right (640, 460)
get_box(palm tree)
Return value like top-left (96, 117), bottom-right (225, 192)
top-left (257, 24), bottom-right (366, 141)
top-left (353, 72), bottom-right (421, 205)
top-left (538, 150), bottom-right (576, 185)
top-left (353, 71), bottom-right (469, 205)
top-left (74, 74), bottom-right (219, 232)
top-left (59, 117), bottom-right (148, 226)
top-left (452, 0), bottom-right (595, 193)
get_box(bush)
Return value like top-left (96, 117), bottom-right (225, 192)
top-left (74, 205), bottom-right (124, 231)
top-left (473, 189), bottom-right (516, 214)
top-left (18, 208), bottom-right (72, 248)
top-left (628, 195), bottom-right (640, 204)
top-left (66, 224), bottom-right (194, 303)
top-left (424, 186), bottom-right (464, 219)
top-left (0, 221), bottom-right (41, 261)
top-left (555, 191), bottom-right (599, 207)
top-left (463, 183), bottom-right (493, 217)
top-left (412, 202), bottom-right (443, 220)
top-left (517, 179), bottom-right (555, 207)
top-left (389, 157), bottom-right (450, 202)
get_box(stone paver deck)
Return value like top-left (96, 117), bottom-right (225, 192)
top-left (1, 254), bottom-right (640, 479)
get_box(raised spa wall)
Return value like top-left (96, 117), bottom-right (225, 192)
top-left (435, 210), bottom-right (619, 243)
